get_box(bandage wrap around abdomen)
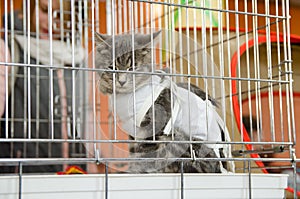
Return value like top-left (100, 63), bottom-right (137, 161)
top-left (113, 73), bottom-right (231, 157)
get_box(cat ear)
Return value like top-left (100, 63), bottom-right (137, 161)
top-left (135, 30), bottom-right (161, 48)
top-left (94, 32), bottom-right (111, 47)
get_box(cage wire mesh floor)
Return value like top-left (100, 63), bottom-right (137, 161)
top-left (0, 0), bottom-right (298, 198)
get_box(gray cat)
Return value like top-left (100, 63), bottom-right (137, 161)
top-left (94, 31), bottom-right (229, 173)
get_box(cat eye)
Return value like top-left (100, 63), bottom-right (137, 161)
top-left (108, 65), bottom-right (115, 70)
top-left (127, 67), bottom-right (134, 71)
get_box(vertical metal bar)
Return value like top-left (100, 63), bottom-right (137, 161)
top-left (26, 0), bottom-right (31, 140)
top-left (251, 0), bottom-right (258, 144)
top-left (234, 0), bottom-right (246, 170)
top-left (118, 0), bottom-right (122, 33)
top-left (285, 0), bottom-right (296, 150)
top-left (164, 3), bottom-right (168, 69)
top-left (265, 0), bottom-right (276, 144)
top-left (225, 0), bottom-right (234, 145)
top-left (82, 0), bottom-right (89, 158)
top-left (106, 0), bottom-right (114, 150)
top-left (18, 162), bottom-right (23, 199)
top-left (180, 161), bottom-right (184, 199)
top-left (123, 0), bottom-right (128, 32)
top-left (106, 0), bottom-right (112, 34)
top-left (140, 1), bottom-right (144, 33)
top-left (281, 0), bottom-right (290, 144)
top-left (134, 0), bottom-right (138, 32)
top-left (96, 0), bottom-right (100, 33)
top-left (234, 0), bottom-right (241, 142)
top-left (200, 0), bottom-right (208, 140)
top-left (292, 149), bottom-right (297, 198)
top-left (248, 160), bottom-right (252, 199)
top-left (63, 0), bottom-right (72, 158)
top-left (256, 5), bottom-right (263, 146)
top-left (185, 0), bottom-right (191, 141)
top-left (157, 4), bottom-right (162, 66)
top-left (151, 3), bottom-right (156, 65)
top-left (217, 0), bottom-right (226, 137)
top-left (76, 0), bottom-right (83, 155)
top-left (71, 0), bottom-right (76, 141)
top-left (275, 0), bottom-right (284, 143)
top-left (161, 3), bottom-right (171, 68)
top-left (59, 0), bottom-right (64, 57)
top-left (150, 1), bottom-right (156, 139)
top-left (9, 0), bottom-right (15, 157)
top-left (4, 0), bottom-right (9, 139)
top-left (178, 1), bottom-right (183, 82)
top-left (244, 0), bottom-right (253, 143)
top-left (105, 162), bottom-right (109, 199)
top-left (112, 0), bottom-right (117, 140)
top-left (129, 2), bottom-right (137, 160)
top-left (170, 1), bottom-right (175, 138)
top-left (48, 0), bottom-right (54, 142)
top-left (252, 0), bottom-right (263, 144)
top-left (69, 0), bottom-right (76, 169)
top-left (78, 0), bottom-right (83, 45)
top-left (281, 8), bottom-right (294, 191)
top-left (284, 1), bottom-right (297, 196)
top-left (91, 0), bottom-right (98, 162)
top-left (208, 3), bottom-right (213, 93)
top-left (145, 0), bottom-right (149, 32)
top-left (129, 0), bottom-right (137, 141)
top-left (169, 0), bottom-right (173, 74)
top-left (35, 0), bottom-right (40, 157)
top-left (22, 0), bottom-right (28, 157)
top-left (114, 0), bottom-right (118, 33)
top-left (193, 0), bottom-right (198, 87)
top-left (83, 1), bottom-right (89, 60)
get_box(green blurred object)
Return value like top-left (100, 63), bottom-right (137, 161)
top-left (171, 0), bottom-right (219, 29)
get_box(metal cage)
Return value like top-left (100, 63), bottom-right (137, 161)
top-left (0, 0), bottom-right (298, 198)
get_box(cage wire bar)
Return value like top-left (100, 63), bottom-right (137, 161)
top-left (0, 0), bottom-right (298, 198)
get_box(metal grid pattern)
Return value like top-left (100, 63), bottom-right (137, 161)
top-left (0, 0), bottom-right (297, 198)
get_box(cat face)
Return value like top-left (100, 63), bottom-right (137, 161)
top-left (94, 31), bottom-right (161, 94)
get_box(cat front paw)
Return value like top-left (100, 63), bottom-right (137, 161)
top-left (100, 86), bottom-right (113, 94)
top-left (97, 79), bottom-right (113, 94)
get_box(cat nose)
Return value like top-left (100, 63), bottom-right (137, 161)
top-left (118, 74), bottom-right (127, 86)
top-left (118, 80), bottom-right (126, 86)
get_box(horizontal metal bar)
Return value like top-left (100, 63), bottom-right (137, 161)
top-left (128, 0), bottom-right (288, 19)
top-left (0, 157), bottom-right (295, 166)
top-left (235, 165), bottom-right (294, 172)
top-left (0, 118), bottom-right (64, 123)
top-left (232, 146), bottom-right (286, 157)
top-left (0, 62), bottom-right (291, 84)
top-left (0, 138), bottom-right (293, 146)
